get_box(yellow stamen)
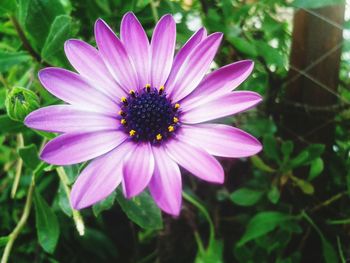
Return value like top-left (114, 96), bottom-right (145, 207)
top-left (118, 110), bottom-right (124, 116)
top-left (173, 117), bottom-right (179, 123)
top-left (121, 97), bottom-right (127, 103)
top-left (156, 134), bottom-right (162, 141)
top-left (129, 89), bottom-right (136, 97)
top-left (120, 119), bottom-right (126, 125)
top-left (174, 103), bottom-right (180, 109)
top-left (159, 85), bottom-right (165, 94)
top-left (145, 84), bottom-right (151, 92)
top-left (168, 125), bottom-right (174, 132)
top-left (129, 130), bottom-right (136, 136)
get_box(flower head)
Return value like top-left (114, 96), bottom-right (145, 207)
top-left (24, 12), bottom-right (262, 216)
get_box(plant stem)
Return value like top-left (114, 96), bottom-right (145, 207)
top-left (56, 167), bottom-right (85, 236)
top-left (11, 134), bottom-right (24, 198)
top-left (183, 191), bottom-right (215, 248)
top-left (1, 174), bottom-right (35, 263)
top-left (9, 16), bottom-right (51, 67)
top-left (149, 0), bottom-right (159, 23)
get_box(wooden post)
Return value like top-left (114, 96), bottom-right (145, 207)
top-left (282, 5), bottom-right (345, 149)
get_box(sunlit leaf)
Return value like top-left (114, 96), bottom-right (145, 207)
top-left (237, 211), bottom-right (292, 247)
top-left (18, 0), bottom-right (65, 50)
top-left (93, 191), bottom-right (116, 217)
top-left (309, 158), bottom-right (324, 180)
top-left (230, 188), bottom-right (264, 206)
top-left (116, 189), bottom-right (163, 230)
top-left (18, 144), bottom-right (40, 169)
top-left (41, 15), bottom-right (72, 65)
top-left (34, 190), bottom-right (60, 254)
top-left (0, 51), bottom-right (31, 72)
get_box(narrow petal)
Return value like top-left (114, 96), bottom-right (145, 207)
top-left (179, 124), bottom-right (262, 157)
top-left (38, 68), bottom-right (118, 115)
top-left (181, 91), bottom-right (262, 124)
top-left (150, 14), bottom-right (176, 88)
top-left (123, 142), bottom-right (155, 198)
top-left (181, 60), bottom-right (254, 110)
top-left (168, 33), bottom-right (223, 102)
top-left (64, 39), bottom-right (125, 99)
top-left (165, 28), bottom-right (207, 91)
top-left (95, 19), bottom-right (138, 92)
top-left (165, 138), bottom-right (224, 183)
top-left (40, 130), bottom-right (127, 165)
top-left (24, 105), bottom-right (118, 133)
top-left (71, 142), bottom-right (132, 210)
top-left (121, 12), bottom-right (150, 89)
top-left (149, 146), bottom-right (182, 216)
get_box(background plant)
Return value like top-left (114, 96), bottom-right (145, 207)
top-left (0, 0), bottom-right (349, 262)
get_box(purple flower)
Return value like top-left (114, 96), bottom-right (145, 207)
top-left (24, 12), bottom-right (262, 216)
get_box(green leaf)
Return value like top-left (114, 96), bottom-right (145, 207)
top-left (303, 212), bottom-right (338, 263)
top-left (263, 135), bottom-right (280, 162)
top-left (256, 41), bottom-right (284, 67)
top-left (281, 141), bottom-right (294, 159)
top-left (227, 37), bottom-right (258, 57)
top-left (78, 228), bottom-right (118, 260)
top-left (0, 89), bottom-right (6, 109)
top-left (237, 211), bottom-right (292, 247)
top-left (230, 188), bottom-right (264, 206)
top-left (0, 0), bottom-right (17, 13)
top-left (34, 190), bottom-right (60, 254)
top-left (0, 114), bottom-right (25, 133)
top-left (308, 158), bottom-right (324, 180)
top-left (57, 182), bottom-right (72, 217)
top-left (268, 186), bottom-right (280, 204)
top-left (242, 117), bottom-right (277, 138)
top-left (289, 151), bottom-right (309, 168)
top-left (116, 189), bottom-right (163, 230)
top-left (305, 144), bottom-right (325, 161)
top-left (18, 144), bottom-right (41, 170)
top-left (195, 239), bottom-right (223, 263)
top-left (93, 191), bottom-right (116, 217)
top-left (41, 15), bottom-right (72, 65)
top-left (0, 52), bottom-right (31, 72)
top-left (293, 0), bottom-right (344, 9)
top-left (250, 156), bottom-right (276, 173)
top-left (18, 0), bottom-right (65, 50)
top-left (0, 236), bottom-right (9, 248)
top-left (290, 175), bottom-right (315, 195)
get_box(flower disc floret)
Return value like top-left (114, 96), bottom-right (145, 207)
top-left (119, 86), bottom-right (179, 143)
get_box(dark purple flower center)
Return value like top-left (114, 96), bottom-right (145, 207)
top-left (119, 86), bottom-right (180, 144)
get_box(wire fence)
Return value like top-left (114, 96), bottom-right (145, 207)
top-left (278, 2), bottom-right (349, 142)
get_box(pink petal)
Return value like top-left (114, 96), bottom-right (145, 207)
top-left (24, 105), bottom-right (118, 133)
top-left (168, 33), bottom-right (223, 102)
top-left (149, 146), bottom-right (182, 216)
top-left (150, 14), bottom-right (176, 88)
top-left (64, 39), bottom-right (125, 100)
top-left (95, 19), bottom-right (138, 92)
top-left (38, 68), bottom-right (118, 115)
top-left (179, 124), bottom-right (262, 157)
top-left (181, 91), bottom-right (262, 124)
top-left (121, 12), bottom-right (150, 89)
top-left (181, 60), bottom-right (254, 110)
top-left (71, 142), bottom-right (132, 209)
top-left (165, 138), bottom-right (224, 183)
top-left (165, 28), bottom-right (207, 93)
top-left (40, 130), bottom-right (127, 165)
top-left (123, 142), bottom-right (155, 198)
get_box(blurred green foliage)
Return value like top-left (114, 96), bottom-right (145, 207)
top-left (1, 0), bottom-right (350, 262)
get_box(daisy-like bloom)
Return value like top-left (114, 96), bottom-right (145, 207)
top-left (24, 12), bottom-right (262, 216)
